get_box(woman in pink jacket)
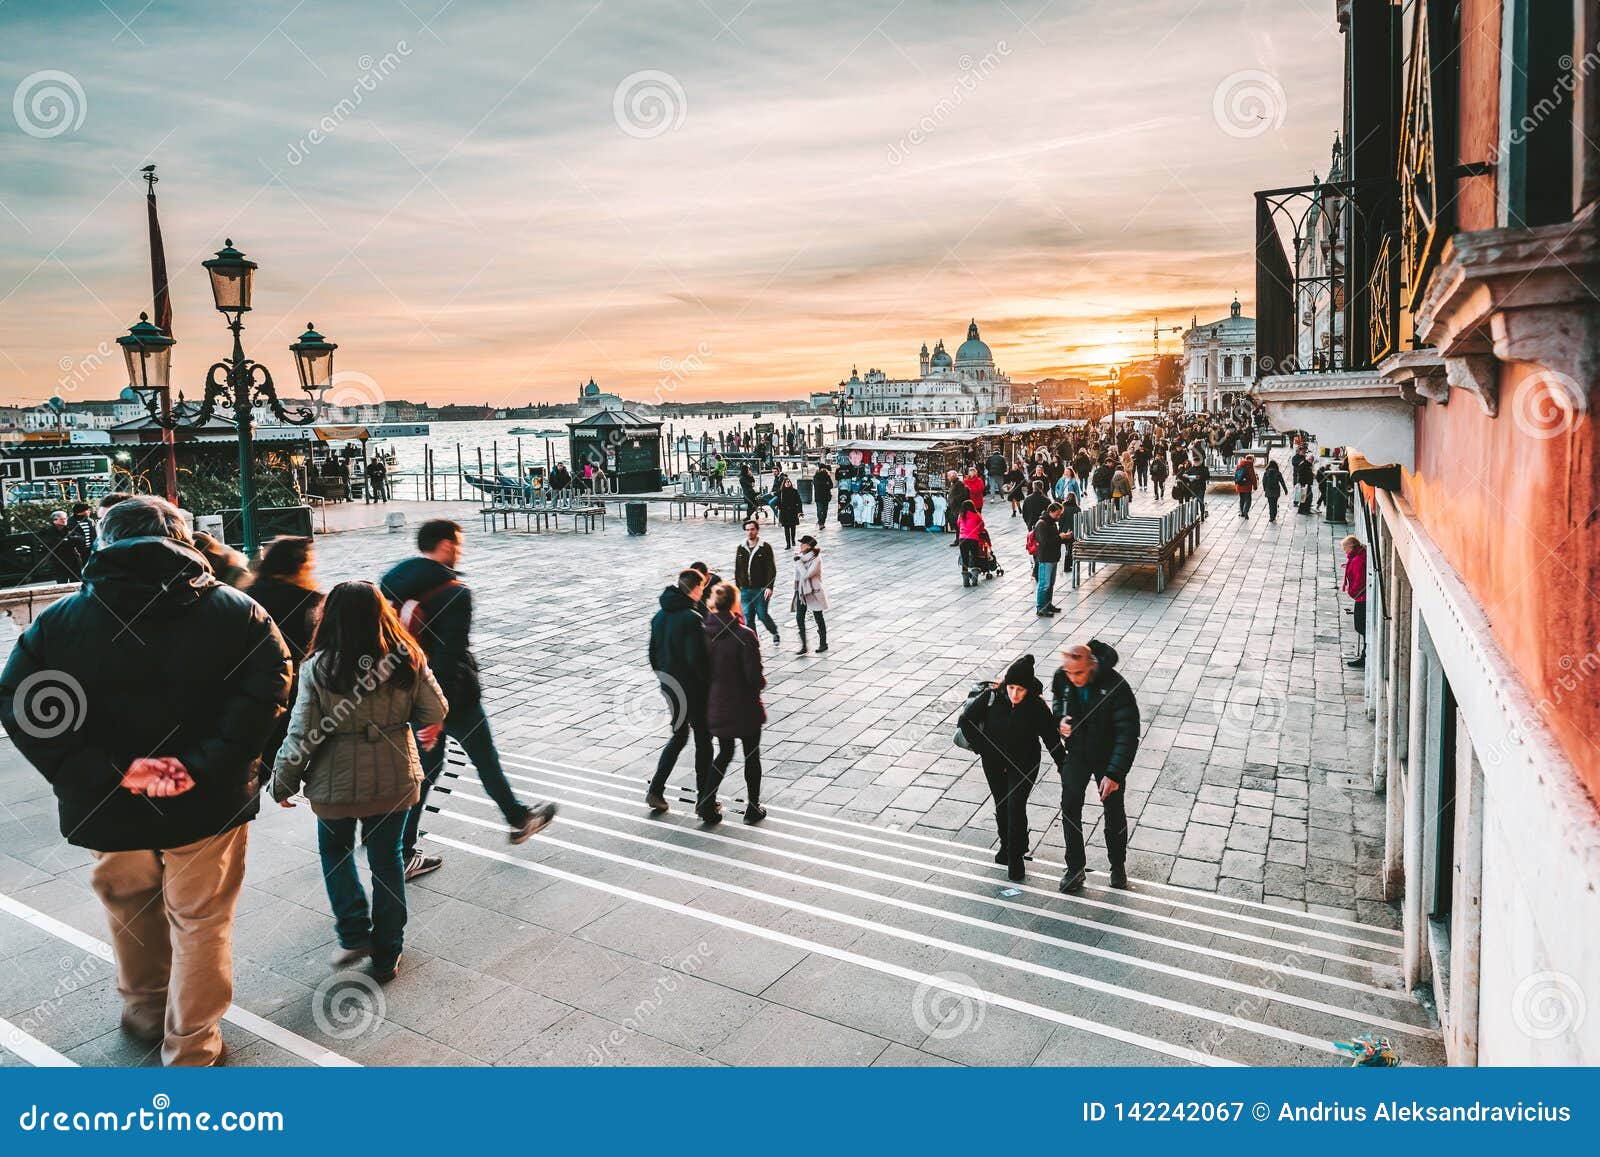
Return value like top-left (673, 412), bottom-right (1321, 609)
top-left (1341, 535), bottom-right (1367, 669)
top-left (957, 500), bottom-right (987, 588)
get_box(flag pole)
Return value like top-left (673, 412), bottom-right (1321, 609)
top-left (144, 165), bottom-right (179, 505)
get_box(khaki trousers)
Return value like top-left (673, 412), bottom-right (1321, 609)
top-left (90, 824), bottom-right (249, 1066)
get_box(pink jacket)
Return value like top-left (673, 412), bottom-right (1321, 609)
top-left (958, 510), bottom-right (986, 541)
top-left (1343, 548), bottom-right (1367, 602)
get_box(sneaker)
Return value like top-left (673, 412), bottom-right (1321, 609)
top-left (797, 646), bottom-right (810, 656)
top-left (370, 954), bottom-right (403, 984)
top-left (329, 943), bottom-right (372, 969)
top-left (1109, 866), bottom-right (1131, 890)
top-left (743, 803), bottom-right (767, 825)
top-left (404, 852), bottom-right (443, 881)
top-left (1058, 868), bottom-right (1087, 894)
top-left (510, 802), bottom-right (558, 845)
top-left (645, 789), bottom-right (670, 813)
top-left (1046, 604), bottom-right (1063, 613)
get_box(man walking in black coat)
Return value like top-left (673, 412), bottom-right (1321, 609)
top-left (812, 464), bottom-right (834, 528)
top-left (382, 520), bottom-right (556, 881)
top-left (1051, 639), bottom-right (1140, 893)
top-left (646, 568), bottom-right (714, 816)
top-left (0, 497), bottom-right (292, 1066)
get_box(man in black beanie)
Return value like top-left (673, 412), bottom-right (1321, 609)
top-left (1051, 639), bottom-right (1140, 893)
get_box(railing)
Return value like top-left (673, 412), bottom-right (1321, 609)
top-left (1368, 231), bottom-right (1398, 362)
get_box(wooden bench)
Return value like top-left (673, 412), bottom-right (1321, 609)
top-left (1070, 497), bottom-right (1204, 593)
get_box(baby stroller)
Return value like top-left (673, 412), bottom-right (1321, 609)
top-left (968, 529), bottom-right (1003, 583)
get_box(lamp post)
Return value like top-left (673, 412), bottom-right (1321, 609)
top-left (118, 239), bottom-right (334, 556)
top-left (1107, 386), bottom-right (1121, 430)
top-left (116, 313), bottom-right (178, 502)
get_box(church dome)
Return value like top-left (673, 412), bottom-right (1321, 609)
top-left (954, 319), bottom-right (993, 366)
top-left (929, 340), bottom-right (953, 370)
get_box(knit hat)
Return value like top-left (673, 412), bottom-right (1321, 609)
top-left (1001, 653), bottom-right (1036, 688)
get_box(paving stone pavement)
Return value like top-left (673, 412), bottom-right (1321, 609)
top-left (0, 462), bottom-right (1431, 1067)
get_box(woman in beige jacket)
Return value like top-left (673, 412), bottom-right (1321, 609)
top-left (272, 581), bottom-right (446, 981)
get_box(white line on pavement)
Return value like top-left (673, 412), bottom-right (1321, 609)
top-left (0, 1014), bottom-right (77, 1066)
top-left (487, 760), bottom-right (1394, 966)
top-left (501, 751), bottom-right (1403, 949)
top-left (419, 827), bottom-right (1237, 1068)
top-left (0, 892), bottom-right (359, 1068)
top-left (429, 805), bottom-right (1351, 1059)
top-left (448, 768), bottom-right (1409, 998)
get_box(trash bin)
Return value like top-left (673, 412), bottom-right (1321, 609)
top-left (798, 477), bottom-right (814, 504)
top-left (1322, 478), bottom-right (1350, 523)
top-left (625, 501), bottom-right (648, 536)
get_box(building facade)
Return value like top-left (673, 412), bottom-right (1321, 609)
top-left (1181, 298), bottom-right (1256, 413)
top-left (1253, 0), bottom-right (1600, 1065)
top-left (576, 378), bottom-right (624, 416)
top-left (839, 320), bottom-right (1012, 423)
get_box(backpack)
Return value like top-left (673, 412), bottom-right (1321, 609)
top-left (1234, 464), bottom-right (1248, 486)
top-left (953, 683), bottom-right (998, 750)
top-left (399, 580), bottom-right (458, 638)
top-left (1025, 528), bottom-right (1039, 556)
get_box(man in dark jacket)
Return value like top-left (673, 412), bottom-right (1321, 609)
top-left (1050, 638), bottom-right (1140, 893)
top-left (733, 519), bottom-right (780, 643)
top-left (812, 465), bottom-right (834, 528)
top-left (381, 520), bottom-right (556, 880)
top-left (1020, 480), bottom-right (1050, 532)
top-left (1181, 457), bottom-right (1211, 517)
top-left (0, 496), bottom-right (291, 1066)
top-left (646, 568), bottom-right (713, 815)
top-left (1032, 502), bottom-right (1066, 617)
top-left (1291, 450), bottom-right (1315, 515)
top-left (67, 501), bottom-right (96, 558)
top-left (1090, 460), bottom-right (1114, 503)
top-left (42, 510), bottom-right (85, 581)
top-left (985, 450), bottom-right (1007, 497)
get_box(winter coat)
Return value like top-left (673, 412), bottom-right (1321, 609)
top-left (380, 556), bottom-right (481, 709)
top-left (1031, 515), bottom-right (1065, 564)
top-left (42, 525), bottom-right (84, 582)
top-left (247, 577), bottom-right (324, 667)
top-left (703, 611), bottom-right (766, 739)
top-left (777, 486), bottom-right (804, 527)
top-left (946, 479), bottom-right (969, 524)
top-left (957, 510), bottom-right (986, 541)
top-left (1292, 455), bottom-right (1315, 485)
top-left (958, 679), bottom-right (1064, 783)
top-left (0, 535), bottom-right (292, 852)
top-left (1049, 639), bottom-right (1141, 785)
top-left (1091, 464), bottom-right (1113, 492)
top-left (1262, 464), bottom-right (1287, 498)
top-left (1020, 492), bottom-right (1049, 528)
top-left (734, 539), bottom-right (778, 590)
top-left (1150, 457), bottom-right (1170, 482)
top-left (1343, 548), bottom-right (1367, 603)
top-left (648, 585), bottom-right (709, 708)
top-left (964, 476), bottom-right (986, 510)
top-left (270, 650), bottom-right (446, 817)
top-left (791, 549), bottom-right (828, 612)
top-left (1234, 460), bottom-right (1258, 491)
top-left (1111, 469), bottom-right (1132, 498)
top-left (812, 469), bottom-right (834, 503)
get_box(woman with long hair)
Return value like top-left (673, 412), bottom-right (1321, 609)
top-left (957, 499), bottom-right (987, 587)
top-left (702, 583), bottom-right (768, 824)
top-left (271, 581), bottom-right (447, 982)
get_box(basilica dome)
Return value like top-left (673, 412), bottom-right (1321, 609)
top-left (954, 319), bottom-right (993, 368)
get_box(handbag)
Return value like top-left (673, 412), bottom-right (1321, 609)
top-left (953, 682), bottom-right (997, 750)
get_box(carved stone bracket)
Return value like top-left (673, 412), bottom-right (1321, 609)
top-left (1377, 348), bottom-right (1450, 406)
top-left (1414, 211), bottom-right (1600, 421)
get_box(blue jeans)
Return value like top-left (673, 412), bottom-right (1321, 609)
top-left (1035, 561), bottom-right (1058, 611)
top-left (403, 698), bottom-right (527, 860)
top-left (741, 586), bottom-right (778, 637)
top-left (318, 810), bottom-right (408, 962)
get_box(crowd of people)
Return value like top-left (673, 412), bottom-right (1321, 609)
top-left (0, 497), bottom-right (557, 1065)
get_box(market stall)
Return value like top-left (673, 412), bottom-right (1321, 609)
top-left (831, 438), bottom-right (965, 530)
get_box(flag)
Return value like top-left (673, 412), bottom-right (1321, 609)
top-left (145, 169), bottom-right (172, 336)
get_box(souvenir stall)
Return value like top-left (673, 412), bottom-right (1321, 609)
top-left (831, 438), bottom-right (963, 531)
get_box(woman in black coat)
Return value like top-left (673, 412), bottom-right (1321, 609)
top-left (702, 583), bottom-right (767, 824)
top-left (775, 477), bottom-right (804, 550)
top-left (958, 654), bottom-right (1065, 881)
top-left (245, 535), bottom-right (325, 767)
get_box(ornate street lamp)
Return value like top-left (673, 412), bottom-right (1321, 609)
top-left (117, 312), bottom-right (180, 502)
top-left (122, 239), bottom-right (327, 555)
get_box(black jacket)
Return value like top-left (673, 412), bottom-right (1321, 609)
top-left (1031, 514), bottom-right (1065, 564)
top-left (647, 585), bottom-right (709, 707)
top-left (1262, 464), bottom-right (1287, 498)
top-left (734, 540), bottom-right (777, 589)
top-left (380, 556), bottom-right (479, 707)
top-left (1049, 639), bottom-right (1140, 784)
top-left (0, 536), bottom-right (291, 852)
top-left (1091, 464), bottom-right (1113, 490)
top-left (776, 487), bottom-right (804, 526)
top-left (1020, 492), bottom-right (1049, 527)
top-left (959, 679), bottom-right (1064, 782)
top-left (247, 577), bottom-right (324, 666)
top-left (812, 469), bottom-right (834, 502)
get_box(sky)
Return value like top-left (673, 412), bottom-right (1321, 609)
top-left (0, 0), bottom-right (1344, 409)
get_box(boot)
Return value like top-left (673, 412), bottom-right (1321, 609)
top-left (815, 617), bottom-right (828, 653)
top-left (796, 621), bottom-right (809, 655)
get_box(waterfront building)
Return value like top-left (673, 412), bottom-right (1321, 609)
top-left (577, 377), bottom-right (625, 416)
top-left (1252, 0), bottom-right (1599, 1065)
top-left (1181, 298), bottom-right (1256, 413)
top-left (839, 319), bottom-right (1012, 423)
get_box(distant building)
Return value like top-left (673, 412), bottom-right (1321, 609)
top-left (577, 378), bottom-right (625, 416)
top-left (1181, 298), bottom-right (1255, 413)
top-left (839, 319), bottom-right (1012, 423)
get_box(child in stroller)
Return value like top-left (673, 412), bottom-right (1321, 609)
top-left (970, 529), bottom-right (1003, 582)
